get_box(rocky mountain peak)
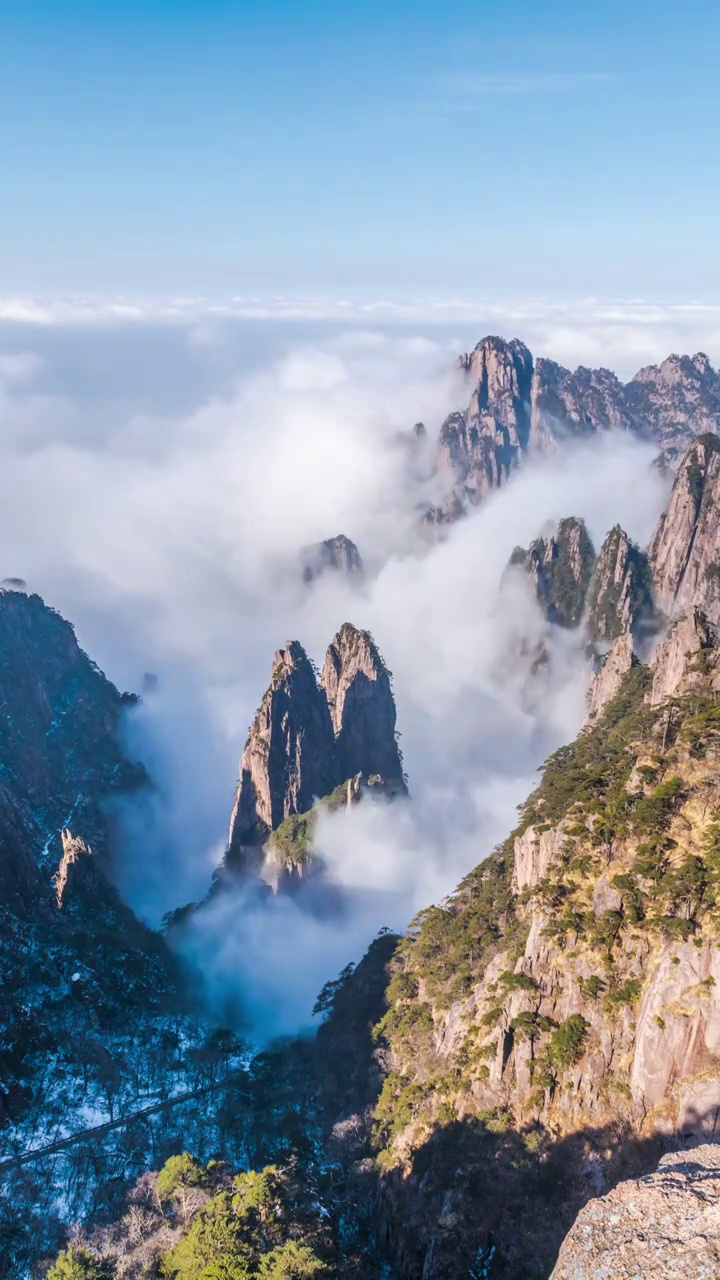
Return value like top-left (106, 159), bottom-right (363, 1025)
top-left (431, 338), bottom-right (720, 522)
top-left (300, 534), bottom-right (364, 585)
top-left (510, 516), bottom-right (596, 628)
top-left (321, 623), bottom-right (404, 785)
top-left (586, 524), bottom-right (656, 645)
top-left (628, 352), bottom-right (720, 451)
top-left (648, 432), bottom-right (720, 623)
top-left (227, 640), bottom-right (336, 867)
top-left (227, 624), bottom-right (405, 875)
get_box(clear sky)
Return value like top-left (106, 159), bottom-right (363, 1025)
top-left (1, 0), bottom-right (719, 299)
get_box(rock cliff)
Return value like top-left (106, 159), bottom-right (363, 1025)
top-left (227, 624), bottom-right (405, 878)
top-left (433, 337), bottom-right (720, 519)
top-left (300, 534), bottom-right (364, 584)
top-left (585, 524), bottom-right (656, 645)
top-left (0, 591), bottom-right (181, 1141)
top-left (321, 623), bottom-right (404, 784)
top-left (509, 517), bottom-right (596, 629)
top-left (648, 433), bottom-right (720, 625)
top-left (227, 641), bottom-right (337, 867)
top-left (551, 1145), bottom-right (720, 1280)
top-left (366, 648), bottom-right (720, 1277)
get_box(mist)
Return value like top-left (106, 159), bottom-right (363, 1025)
top-left (0, 309), bottom-right (670, 1038)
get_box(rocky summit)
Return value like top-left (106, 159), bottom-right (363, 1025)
top-left (430, 335), bottom-right (720, 521)
top-left (226, 622), bottom-right (405, 880)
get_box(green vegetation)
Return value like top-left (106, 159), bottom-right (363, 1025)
top-left (545, 1015), bottom-right (589, 1070)
top-left (518, 665), bottom-right (654, 835)
top-left (47, 1249), bottom-right (114, 1280)
top-left (160, 1165), bottom-right (331, 1280)
top-left (268, 783), bottom-right (349, 870)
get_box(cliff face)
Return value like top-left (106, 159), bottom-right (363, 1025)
top-left (227, 624), bottom-right (405, 877)
top-left (648, 433), bottom-right (720, 624)
top-left (628, 352), bottom-right (720, 453)
top-left (301, 534), bottom-right (364, 584)
top-left (0, 591), bottom-right (181, 1140)
top-left (367, 652), bottom-right (720, 1277)
top-left (509, 517), bottom-right (596, 629)
top-left (321, 623), bottom-right (404, 783)
top-left (227, 641), bottom-right (337, 865)
top-left (0, 589), bottom-right (144, 900)
top-left (433, 337), bottom-right (720, 519)
top-left (586, 525), bottom-right (656, 645)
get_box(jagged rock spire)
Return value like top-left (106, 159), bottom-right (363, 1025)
top-left (509, 516), bottom-right (596, 628)
top-left (648, 433), bottom-right (720, 624)
top-left (227, 625), bottom-right (406, 875)
top-left (300, 534), bottom-right (364, 585)
top-left (227, 642), bottom-right (337, 867)
top-left (586, 524), bottom-right (656, 644)
top-left (321, 623), bottom-right (405, 784)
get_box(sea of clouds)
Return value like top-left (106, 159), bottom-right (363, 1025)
top-left (0, 298), bottom-right (679, 1036)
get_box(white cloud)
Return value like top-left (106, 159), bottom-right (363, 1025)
top-left (0, 314), bottom-right (672, 1036)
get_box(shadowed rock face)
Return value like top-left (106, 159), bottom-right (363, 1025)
top-left (227, 624), bottom-right (405, 874)
top-left (321, 623), bottom-right (404, 784)
top-left (433, 336), bottom-right (720, 520)
top-left (586, 524), bottom-right (656, 645)
top-left (300, 534), bottom-right (364, 584)
top-left (648, 433), bottom-right (720, 625)
top-left (227, 641), bottom-right (337, 863)
top-left (586, 632), bottom-right (638, 722)
top-left (510, 516), bottom-right (596, 629)
top-left (0, 589), bottom-right (145, 911)
top-left (551, 1145), bottom-right (720, 1280)
top-left (628, 351), bottom-right (720, 453)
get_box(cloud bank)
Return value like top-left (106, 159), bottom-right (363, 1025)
top-left (0, 312), bottom-right (670, 1036)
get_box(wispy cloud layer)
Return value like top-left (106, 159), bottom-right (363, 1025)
top-left (1, 295), bottom-right (719, 378)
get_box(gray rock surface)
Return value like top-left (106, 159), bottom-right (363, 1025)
top-left (431, 338), bottom-right (720, 519)
top-left (321, 623), bottom-right (405, 786)
top-left (301, 534), bottom-right (364, 584)
top-left (509, 516), bottom-right (596, 628)
top-left (586, 525), bottom-right (656, 645)
top-left (586, 632), bottom-right (638, 722)
top-left (649, 608), bottom-right (720, 705)
top-left (551, 1144), bottom-right (720, 1280)
top-left (649, 434), bottom-right (720, 625)
top-left (227, 641), bottom-right (337, 865)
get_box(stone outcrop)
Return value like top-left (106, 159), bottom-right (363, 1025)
top-left (433, 338), bottom-right (720, 519)
top-left (630, 939), bottom-right (720, 1110)
top-left (321, 623), bottom-right (404, 784)
top-left (0, 589), bottom-right (146, 900)
top-left (509, 517), bottom-right (596, 628)
top-left (586, 524), bottom-right (656, 645)
top-left (530, 358), bottom-right (637, 449)
top-left (628, 350), bottom-right (720, 453)
top-left (586, 631), bottom-right (638, 721)
top-left (301, 534), bottom-right (364, 585)
top-left (649, 608), bottom-right (720, 705)
top-left (513, 822), bottom-right (569, 892)
top-left (227, 641), bottom-right (337, 865)
top-left (551, 1146), bottom-right (720, 1280)
top-left (0, 592), bottom-right (181, 1142)
top-left (648, 433), bottom-right (720, 625)
top-left (227, 624), bottom-right (405, 874)
top-left (433, 337), bottom-right (534, 517)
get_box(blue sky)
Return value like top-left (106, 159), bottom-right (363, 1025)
top-left (1, 0), bottom-right (719, 298)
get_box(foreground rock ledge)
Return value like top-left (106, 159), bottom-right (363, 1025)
top-left (551, 1144), bottom-right (720, 1280)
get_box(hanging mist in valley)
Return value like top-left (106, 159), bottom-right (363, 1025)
top-left (0, 305), bottom-right (671, 1038)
